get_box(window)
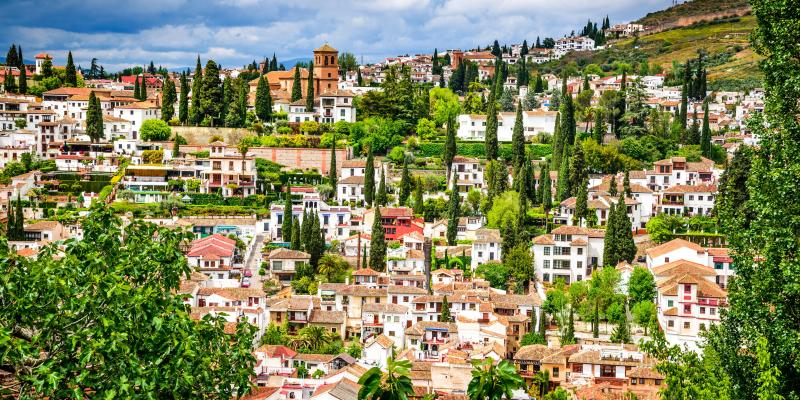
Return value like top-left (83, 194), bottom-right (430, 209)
top-left (631, 378), bottom-right (637, 385)
top-left (668, 320), bottom-right (674, 327)
top-left (543, 247), bottom-right (550, 256)
top-left (700, 307), bottom-right (705, 314)
top-left (577, 248), bottom-right (583, 255)
top-left (683, 321), bottom-right (690, 329)
top-left (684, 305), bottom-right (691, 314)
top-left (552, 368), bottom-right (559, 378)
top-left (543, 260), bottom-right (550, 269)
top-left (710, 308), bottom-right (716, 316)
top-left (667, 300), bottom-right (674, 307)
top-left (684, 284), bottom-right (692, 292)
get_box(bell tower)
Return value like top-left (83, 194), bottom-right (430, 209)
top-left (313, 43), bottom-right (339, 96)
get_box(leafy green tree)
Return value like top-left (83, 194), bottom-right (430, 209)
top-left (628, 266), bottom-right (656, 305)
top-left (369, 207), bottom-right (386, 271)
top-left (255, 75), bottom-right (272, 121)
top-left (85, 92), bottom-right (104, 143)
top-left (178, 72), bottom-right (189, 124)
top-left (189, 56), bottom-right (203, 125)
top-left (0, 205), bottom-right (255, 398)
top-left (466, 358), bottom-right (523, 400)
top-left (632, 300), bottom-right (656, 335)
top-left (64, 51), bottom-right (77, 87)
top-left (358, 350), bottom-right (414, 400)
top-left (306, 61), bottom-right (315, 110)
top-left (506, 244), bottom-right (534, 293)
top-left (364, 150), bottom-right (375, 206)
top-left (715, 145), bottom-right (753, 237)
top-left (755, 336), bottom-right (784, 400)
top-left (139, 119), bottom-right (171, 142)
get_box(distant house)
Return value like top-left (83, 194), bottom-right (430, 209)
top-left (267, 248), bottom-right (311, 285)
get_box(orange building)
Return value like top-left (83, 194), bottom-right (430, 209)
top-left (313, 44), bottom-right (339, 96)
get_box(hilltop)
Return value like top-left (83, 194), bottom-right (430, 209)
top-left (636, 0), bottom-right (751, 30)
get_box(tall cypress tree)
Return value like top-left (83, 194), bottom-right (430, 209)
top-left (623, 171), bottom-right (631, 198)
top-left (179, 72), bottom-right (189, 124)
top-left (485, 88), bottom-right (499, 161)
top-left (364, 150), bottom-right (375, 206)
top-left (568, 138), bottom-right (586, 193)
top-left (255, 75), bottom-right (272, 121)
top-left (270, 54), bottom-right (278, 72)
top-left (700, 100), bottom-right (712, 157)
top-left (328, 132), bottom-right (337, 198)
top-left (161, 79), bottom-right (176, 122)
top-left (190, 56), bottom-right (203, 125)
top-left (6, 45), bottom-right (18, 68)
top-left (291, 67), bottom-right (302, 102)
top-left (281, 185), bottom-right (293, 242)
top-left (511, 100), bottom-right (525, 169)
top-left (575, 178), bottom-right (588, 226)
top-left (608, 176), bottom-right (618, 196)
top-left (18, 63), bottom-right (27, 94)
top-left (133, 77), bottom-right (141, 100)
top-left (306, 61), bottom-right (315, 110)
top-left (86, 92), bottom-right (103, 143)
top-left (200, 60), bottom-right (222, 126)
top-left (440, 296), bottom-right (451, 322)
top-left (446, 178), bottom-right (460, 246)
top-left (4, 70), bottom-right (16, 93)
top-left (172, 134), bottom-right (180, 158)
top-left (64, 51), bottom-right (77, 87)
top-left (540, 163), bottom-right (552, 212)
top-left (443, 114), bottom-right (457, 183)
top-left (556, 147), bottom-right (572, 201)
top-left (413, 178), bottom-right (424, 216)
top-left (14, 194), bottom-right (23, 239)
top-left (376, 171), bottom-right (387, 206)
top-left (290, 217), bottom-right (301, 250)
top-left (679, 81), bottom-right (689, 132)
top-left (6, 200), bottom-right (15, 240)
top-left (399, 157), bottom-right (413, 206)
top-left (369, 207), bottom-right (386, 271)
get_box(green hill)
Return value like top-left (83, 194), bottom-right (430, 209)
top-left (636, 0), bottom-right (750, 29)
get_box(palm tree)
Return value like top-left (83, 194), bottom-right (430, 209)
top-left (467, 358), bottom-right (523, 400)
top-left (318, 253), bottom-right (346, 282)
top-left (358, 349), bottom-right (414, 400)
top-left (293, 326), bottom-right (336, 352)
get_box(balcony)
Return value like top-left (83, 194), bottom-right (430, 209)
top-left (259, 367), bottom-right (295, 377)
top-left (662, 199), bottom-right (684, 205)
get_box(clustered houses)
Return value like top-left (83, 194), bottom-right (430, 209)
top-left (514, 344), bottom-right (663, 398)
top-left (645, 238), bottom-right (735, 351)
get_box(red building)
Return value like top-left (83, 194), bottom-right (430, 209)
top-left (365, 207), bottom-right (424, 241)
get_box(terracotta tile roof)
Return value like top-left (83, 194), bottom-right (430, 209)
top-left (550, 225), bottom-right (606, 238)
top-left (662, 184), bottom-right (717, 194)
top-left (362, 303), bottom-right (408, 314)
top-left (663, 307), bottom-right (678, 316)
top-left (652, 259), bottom-right (716, 277)
top-left (514, 344), bottom-right (558, 361)
top-left (646, 238), bottom-right (706, 258)
top-left (315, 43), bottom-right (338, 52)
top-left (387, 285), bottom-right (427, 294)
top-left (241, 387), bottom-right (280, 400)
top-left (255, 344), bottom-right (298, 359)
top-left (309, 310), bottom-right (345, 324)
top-left (196, 287), bottom-right (265, 300)
top-left (339, 175), bottom-right (365, 184)
top-left (474, 228), bottom-right (501, 243)
top-left (405, 321), bottom-right (458, 335)
top-left (352, 267), bottom-right (380, 276)
top-left (24, 220), bottom-right (60, 231)
top-left (366, 334), bottom-right (395, 349)
top-left (628, 365), bottom-right (664, 379)
top-left (533, 235), bottom-right (555, 245)
top-left (268, 248), bottom-right (311, 260)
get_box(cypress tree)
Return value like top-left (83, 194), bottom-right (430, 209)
top-left (306, 61), bottom-right (314, 110)
top-left (301, 210), bottom-right (311, 251)
top-left (309, 213), bottom-right (324, 269)
top-left (329, 132), bottom-right (337, 197)
top-left (291, 66), bottom-right (302, 102)
top-left (608, 176), bottom-right (618, 196)
top-left (552, 112), bottom-right (562, 170)
top-left (86, 92), bottom-right (103, 143)
top-left (556, 148), bottom-right (572, 201)
top-left (399, 157), bottom-right (412, 205)
top-left (6, 200), bottom-right (15, 240)
top-left (413, 178), bottom-right (424, 216)
top-left (64, 51), bottom-right (77, 87)
top-left (593, 301), bottom-right (600, 338)
top-left (610, 299), bottom-right (631, 343)
top-left (172, 134), bottom-right (180, 158)
top-left (441, 295), bottom-right (451, 322)
top-left (255, 75), bottom-right (272, 121)
top-left (281, 185), bottom-right (293, 241)
top-left (568, 137), bottom-right (586, 193)
top-left (521, 39), bottom-right (529, 56)
top-left (361, 247), bottom-right (368, 270)
top-left (270, 54), bottom-right (278, 71)
top-left (14, 194), bottom-right (23, 239)
top-left (133, 76), bottom-right (141, 100)
top-left (364, 150), bottom-right (375, 206)
top-left (593, 108), bottom-right (604, 143)
top-left (603, 197), bottom-right (619, 265)
top-left (6, 45), bottom-right (18, 68)
top-left (614, 70), bottom-right (627, 138)
top-left (511, 100), bottom-right (525, 169)
top-left (540, 163), bottom-right (552, 212)
top-left (179, 72), bottom-right (189, 124)
top-left (689, 106), bottom-right (700, 144)
top-left (485, 88), bottom-right (499, 161)
top-left (200, 60), bottom-right (222, 126)
top-left (18, 63), bottom-right (27, 94)
top-left (615, 193), bottom-right (637, 263)
top-left (679, 81), bottom-right (688, 132)
top-left (562, 305), bottom-right (576, 345)
top-left (575, 178), bottom-right (588, 226)
top-left (534, 75), bottom-right (543, 93)
top-left (446, 178), bottom-right (460, 246)
top-left (161, 78), bottom-right (176, 122)
top-left (290, 217), bottom-right (301, 250)
top-left (357, 69), bottom-right (363, 86)
top-left (376, 171), bottom-right (387, 206)
top-left (369, 207), bottom-right (386, 271)
top-left (623, 171), bottom-right (631, 197)
top-left (701, 100), bottom-right (712, 157)
top-left (444, 114), bottom-right (457, 182)
top-left (190, 56), bottom-right (203, 125)
top-left (4, 70), bottom-right (16, 93)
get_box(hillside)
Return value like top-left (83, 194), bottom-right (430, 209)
top-left (636, 0), bottom-right (751, 30)
top-left (616, 14), bottom-right (761, 90)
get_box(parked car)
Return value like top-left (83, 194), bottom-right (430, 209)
top-left (241, 277), bottom-right (251, 288)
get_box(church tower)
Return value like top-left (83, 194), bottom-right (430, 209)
top-left (313, 44), bottom-right (339, 96)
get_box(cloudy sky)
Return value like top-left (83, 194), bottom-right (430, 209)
top-left (0, 0), bottom-right (671, 72)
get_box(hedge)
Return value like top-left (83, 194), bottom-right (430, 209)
top-left (417, 142), bottom-right (552, 160)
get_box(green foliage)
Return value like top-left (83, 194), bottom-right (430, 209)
top-left (486, 191), bottom-right (519, 229)
top-left (467, 358), bottom-right (523, 400)
top-left (139, 119), bottom-right (172, 141)
top-left (0, 205), bottom-right (256, 398)
top-left (628, 266), bottom-right (657, 305)
top-left (475, 262), bottom-right (509, 291)
top-left (416, 142), bottom-right (551, 160)
top-left (369, 207), bottom-right (386, 271)
top-left (358, 351), bottom-right (414, 400)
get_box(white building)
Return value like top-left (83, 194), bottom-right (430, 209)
top-left (554, 36), bottom-right (596, 57)
top-left (471, 228), bottom-right (501, 270)
top-left (456, 110), bottom-right (558, 143)
top-left (114, 101), bottom-right (161, 140)
top-left (532, 226), bottom-right (605, 284)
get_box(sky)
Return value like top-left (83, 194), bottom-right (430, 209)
top-left (0, 0), bottom-right (672, 72)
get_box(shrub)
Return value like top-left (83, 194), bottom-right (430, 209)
top-left (140, 119), bottom-right (172, 141)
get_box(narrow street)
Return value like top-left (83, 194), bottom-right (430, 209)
top-left (245, 234), bottom-right (266, 288)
